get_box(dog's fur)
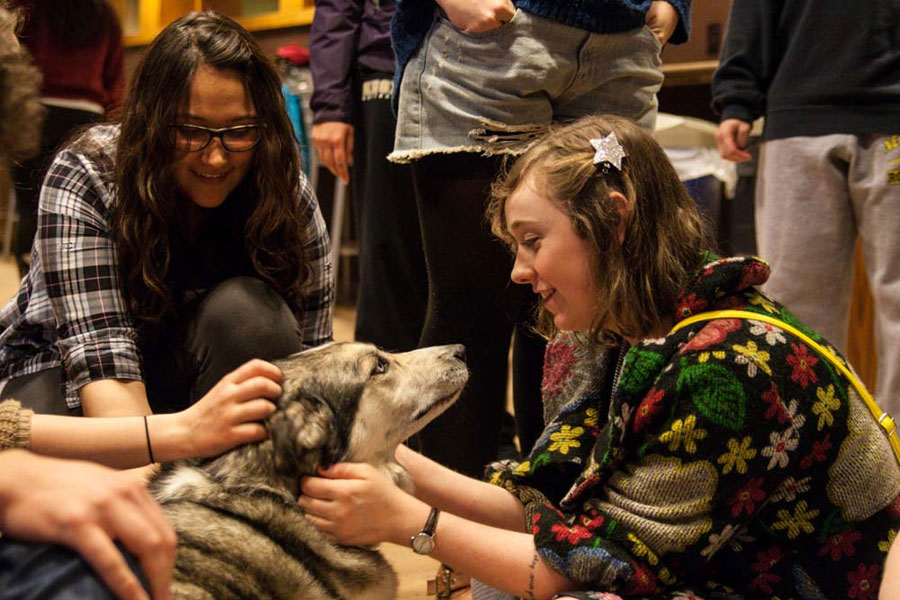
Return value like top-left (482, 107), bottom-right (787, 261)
top-left (150, 342), bottom-right (468, 600)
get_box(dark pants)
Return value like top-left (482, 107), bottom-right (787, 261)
top-left (12, 105), bottom-right (102, 277)
top-left (411, 153), bottom-right (545, 476)
top-left (0, 538), bottom-right (147, 600)
top-left (1, 277), bottom-right (303, 415)
top-left (350, 70), bottom-right (427, 353)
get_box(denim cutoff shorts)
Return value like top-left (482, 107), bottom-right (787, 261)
top-left (389, 8), bottom-right (664, 163)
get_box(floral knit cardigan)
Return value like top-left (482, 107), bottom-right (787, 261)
top-left (488, 255), bottom-right (900, 599)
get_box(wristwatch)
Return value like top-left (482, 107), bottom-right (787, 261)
top-left (410, 507), bottom-right (440, 555)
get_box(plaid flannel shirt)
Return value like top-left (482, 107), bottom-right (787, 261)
top-left (0, 124), bottom-right (334, 409)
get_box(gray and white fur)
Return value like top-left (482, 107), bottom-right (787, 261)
top-left (150, 342), bottom-right (468, 600)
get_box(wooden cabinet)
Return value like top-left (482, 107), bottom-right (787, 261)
top-left (109, 0), bottom-right (315, 46)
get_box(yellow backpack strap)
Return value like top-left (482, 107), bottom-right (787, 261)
top-left (670, 309), bottom-right (900, 466)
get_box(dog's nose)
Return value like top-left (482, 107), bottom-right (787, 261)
top-left (451, 344), bottom-right (466, 363)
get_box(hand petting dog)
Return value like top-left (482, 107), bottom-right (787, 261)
top-left (298, 462), bottom-right (422, 547)
top-left (168, 359), bottom-right (282, 461)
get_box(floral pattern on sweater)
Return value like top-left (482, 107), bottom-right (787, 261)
top-left (488, 255), bottom-right (900, 599)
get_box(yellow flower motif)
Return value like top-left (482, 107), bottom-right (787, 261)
top-left (879, 529), bottom-right (897, 553)
top-left (513, 460), bottom-right (532, 476)
top-left (717, 436), bottom-right (757, 474)
top-left (488, 471), bottom-right (504, 485)
top-left (772, 500), bottom-right (819, 539)
top-left (747, 291), bottom-right (778, 314)
top-left (627, 533), bottom-right (659, 565)
top-left (659, 415), bottom-right (708, 454)
top-left (733, 341), bottom-right (773, 377)
top-left (658, 567), bottom-right (676, 586)
top-left (548, 426), bottom-right (584, 455)
top-left (812, 384), bottom-right (840, 430)
top-left (584, 407), bottom-right (599, 427)
top-left (698, 350), bottom-right (727, 363)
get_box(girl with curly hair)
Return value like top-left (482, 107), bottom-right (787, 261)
top-left (299, 115), bottom-right (899, 599)
top-left (0, 11), bottom-right (333, 423)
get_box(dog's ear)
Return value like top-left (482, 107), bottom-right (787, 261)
top-left (267, 394), bottom-right (346, 476)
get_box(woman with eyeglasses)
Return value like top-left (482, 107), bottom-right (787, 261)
top-left (0, 12), bottom-right (333, 432)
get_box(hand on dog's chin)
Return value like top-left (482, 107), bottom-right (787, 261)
top-left (299, 461), bottom-right (418, 547)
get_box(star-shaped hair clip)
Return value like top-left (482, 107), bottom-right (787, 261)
top-left (590, 132), bottom-right (626, 173)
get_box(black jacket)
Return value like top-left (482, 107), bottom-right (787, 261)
top-left (309, 0), bottom-right (397, 124)
top-left (712, 0), bottom-right (900, 140)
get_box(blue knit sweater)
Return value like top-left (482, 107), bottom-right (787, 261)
top-left (390, 0), bottom-right (692, 110)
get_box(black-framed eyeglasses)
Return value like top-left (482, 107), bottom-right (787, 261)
top-left (168, 123), bottom-right (262, 152)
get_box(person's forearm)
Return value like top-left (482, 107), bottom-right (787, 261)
top-left (80, 379), bottom-right (157, 476)
top-left (398, 445), bottom-right (526, 531)
top-left (28, 411), bottom-right (193, 469)
top-left (391, 499), bottom-right (574, 600)
top-left (79, 378), bottom-right (150, 417)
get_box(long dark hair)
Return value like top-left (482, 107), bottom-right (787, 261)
top-left (32, 1), bottom-right (117, 48)
top-left (114, 11), bottom-right (308, 323)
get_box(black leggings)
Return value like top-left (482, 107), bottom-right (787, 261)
top-left (350, 70), bottom-right (427, 353)
top-left (411, 153), bottom-right (545, 476)
top-left (1, 277), bottom-right (303, 415)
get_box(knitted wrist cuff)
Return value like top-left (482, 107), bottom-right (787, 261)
top-left (0, 400), bottom-right (33, 450)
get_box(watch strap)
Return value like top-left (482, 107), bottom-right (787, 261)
top-left (422, 506), bottom-right (440, 536)
top-left (410, 506), bottom-right (441, 554)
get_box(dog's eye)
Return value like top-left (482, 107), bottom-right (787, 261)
top-left (371, 357), bottom-right (389, 376)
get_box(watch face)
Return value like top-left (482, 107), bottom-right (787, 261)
top-left (411, 532), bottom-right (435, 555)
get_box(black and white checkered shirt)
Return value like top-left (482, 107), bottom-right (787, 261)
top-left (0, 124), bottom-right (334, 409)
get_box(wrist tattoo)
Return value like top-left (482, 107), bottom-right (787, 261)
top-left (526, 551), bottom-right (539, 599)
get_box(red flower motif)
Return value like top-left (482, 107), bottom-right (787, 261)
top-left (761, 381), bottom-right (789, 424)
top-left (550, 522), bottom-right (592, 545)
top-left (818, 529), bottom-right (862, 561)
top-left (579, 508), bottom-right (605, 531)
top-left (751, 546), bottom-right (784, 573)
top-left (799, 434), bottom-right (832, 469)
top-left (531, 513), bottom-right (542, 535)
top-left (624, 562), bottom-right (658, 596)
top-left (738, 261), bottom-right (770, 290)
top-left (633, 388), bottom-right (665, 433)
top-left (728, 478), bottom-right (766, 517)
top-left (847, 563), bottom-right (880, 600)
top-left (786, 342), bottom-right (819, 388)
top-left (581, 514), bottom-right (605, 531)
top-left (542, 339), bottom-right (576, 406)
top-left (675, 293), bottom-right (709, 318)
top-left (750, 572), bottom-right (781, 595)
top-left (750, 546), bottom-right (784, 593)
top-left (680, 318), bottom-right (741, 352)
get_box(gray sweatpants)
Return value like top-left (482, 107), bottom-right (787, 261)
top-left (756, 133), bottom-right (900, 411)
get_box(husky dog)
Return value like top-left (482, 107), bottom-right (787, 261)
top-left (150, 342), bottom-right (468, 600)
